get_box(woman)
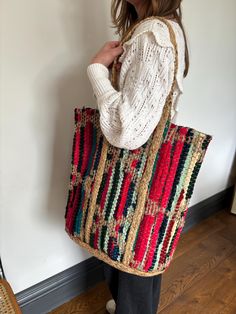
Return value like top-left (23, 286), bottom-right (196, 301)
top-left (86, 0), bottom-right (189, 313)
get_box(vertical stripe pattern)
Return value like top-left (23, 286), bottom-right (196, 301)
top-left (64, 106), bottom-right (213, 276)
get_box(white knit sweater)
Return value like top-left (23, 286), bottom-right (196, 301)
top-left (87, 19), bottom-right (185, 150)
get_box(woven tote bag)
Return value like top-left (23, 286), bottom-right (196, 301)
top-left (64, 16), bottom-right (213, 277)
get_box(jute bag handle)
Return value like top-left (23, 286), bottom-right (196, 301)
top-left (111, 16), bottom-right (179, 121)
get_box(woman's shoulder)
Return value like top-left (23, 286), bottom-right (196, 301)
top-left (131, 18), bottom-right (185, 92)
top-left (123, 18), bottom-right (184, 49)
top-left (118, 18), bottom-right (185, 93)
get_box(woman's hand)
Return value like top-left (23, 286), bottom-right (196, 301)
top-left (90, 41), bottom-right (124, 70)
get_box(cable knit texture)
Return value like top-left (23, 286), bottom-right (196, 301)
top-left (87, 19), bottom-right (185, 149)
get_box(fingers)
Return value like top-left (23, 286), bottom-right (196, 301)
top-left (109, 41), bottom-right (121, 48)
top-left (115, 46), bottom-right (124, 54)
top-left (104, 41), bottom-right (123, 55)
top-left (106, 41), bottom-right (122, 49)
top-left (111, 45), bottom-right (124, 58)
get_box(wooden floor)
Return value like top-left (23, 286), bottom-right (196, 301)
top-left (49, 208), bottom-right (236, 314)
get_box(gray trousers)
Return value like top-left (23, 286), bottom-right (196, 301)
top-left (103, 261), bottom-right (162, 314)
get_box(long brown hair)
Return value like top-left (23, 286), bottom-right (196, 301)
top-left (111, 0), bottom-right (189, 77)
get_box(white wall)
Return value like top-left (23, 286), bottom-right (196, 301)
top-left (1, 0), bottom-right (236, 294)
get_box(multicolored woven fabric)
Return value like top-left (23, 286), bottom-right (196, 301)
top-left (64, 16), bottom-right (213, 276)
top-left (64, 106), bottom-right (212, 276)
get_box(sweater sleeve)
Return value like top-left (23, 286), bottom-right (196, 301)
top-left (87, 31), bottom-right (175, 150)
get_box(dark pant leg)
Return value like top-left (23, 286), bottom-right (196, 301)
top-left (116, 270), bottom-right (162, 314)
top-left (103, 261), bottom-right (162, 314)
top-left (103, 261), bottom-right (119, 302)
top-left (152, 273), bottom-right (162, 314)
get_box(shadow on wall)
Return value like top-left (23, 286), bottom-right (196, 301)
top-left (30, 1), bottom-right (113, 231)
top-left (228, 149), bottom-right (236, 187)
